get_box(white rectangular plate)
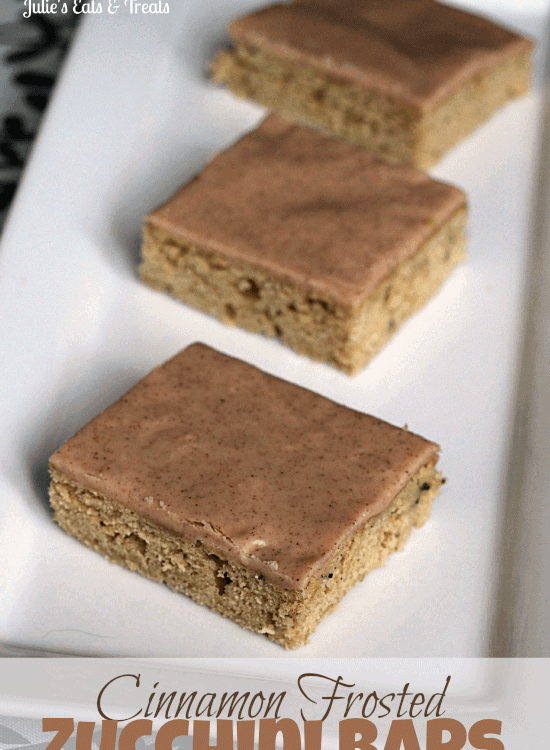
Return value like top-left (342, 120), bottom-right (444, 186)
top-left (0, 0), bottom-right (548, 656)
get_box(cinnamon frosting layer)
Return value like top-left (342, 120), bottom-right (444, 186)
top-left (50, 344), bottom-right (440, 589)
top-left (148, 115), bottom-right (466, 308)
top-left (229, 0), bottom-right (533, 109)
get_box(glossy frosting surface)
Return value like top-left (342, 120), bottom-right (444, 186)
top-left (149, 115), bottom-right (465, 308)
top-left (229, 0), bottom-right (532, 108)
top-left (50, 344), bottom-right (439, 589)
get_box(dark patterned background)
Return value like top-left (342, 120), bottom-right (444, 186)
top-left (0, 0), bottom-right (80, 231)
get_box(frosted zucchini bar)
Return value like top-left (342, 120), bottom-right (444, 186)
top-left (49, 343), bottom-right (443, 649)
top-left (211, 0), bottom-right (533, 168)
top-left (140, 115), bottom-right (467, 374)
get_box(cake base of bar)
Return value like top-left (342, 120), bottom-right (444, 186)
top-left (49, 460), bottom-right (442, 649)
top-left (140, 208), bottom-right (466, 375)
top-left (211, 44), bottom-right (531, 169)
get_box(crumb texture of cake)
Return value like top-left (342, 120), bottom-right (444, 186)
top-left (211, 0), bottom-right (533, 168)
top-left (140, 115), bottom-right (467, 374)
top-left (49, 343), bottom-right (443, 648)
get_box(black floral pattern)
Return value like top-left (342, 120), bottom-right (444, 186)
top-left (0, 1), bottom-right (79, 228)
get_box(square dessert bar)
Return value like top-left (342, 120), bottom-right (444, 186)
top-left (211, 0), bottom-right (534, 169)
top-left (49, 343), bottom-right (443, 649)
top-left (140, 115), bottom-right (467, 374)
